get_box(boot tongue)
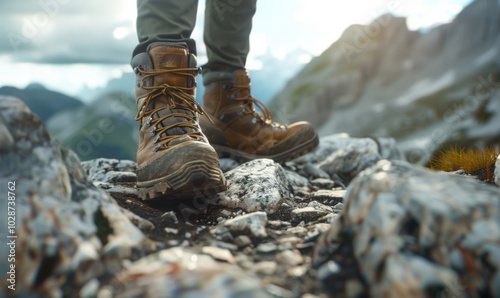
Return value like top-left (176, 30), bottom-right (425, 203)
top-left (148, 43), bottom-right (188, 69)
top-left (146, 43), bottom-right (200, 145)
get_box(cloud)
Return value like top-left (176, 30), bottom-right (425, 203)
top-left (0, 0), bottom-right (137, 64)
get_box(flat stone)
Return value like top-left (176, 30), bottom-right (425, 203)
top-left (307, 201), bottom-right (334, 213)
top-left (164, 228), bottom-right (178, 235)
top-left (310, 189), bottom-right (346, 202)
top-left (224, 212), bottom-right (268, 238)
top-left (287, 226), bottom-right (308, 236)
top-left (291, 207), bottom-right (330, 222)
top-left (252, 261), bottom-right (277, 275)
top-left (255, 242), bottom-right (278, 254)
top-left (202, 246), bottom-right (235, 264)
top-left (234, 235), bottom-right (252, 248)
top-left (110, 248), bottom-right (269, 297)
top-left (311, 178), bottom-right (335, 189)
top-left (276, 250), bottom-right (304, 267)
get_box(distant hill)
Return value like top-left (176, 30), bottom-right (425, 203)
top-left (79, 49), bottom-right (311, 105)
top-left (270, 0), bottom-right (500, 164)
top-left (0, 84), bottom-right (83, 122)
top-left (46, 92), bottom-right (138, 161)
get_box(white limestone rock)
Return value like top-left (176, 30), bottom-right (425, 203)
top-left (107, 247), bottom-right (270, 297)
top-left (219, 159), bottom-right (293, 213)
top-left (313, 160), bottom-right (500, 297)
top-left (0, 97), bottom-right (153, 297)
top-left (224, 212), bottom-right (268, 238)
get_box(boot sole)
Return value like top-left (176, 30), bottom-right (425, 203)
top-left (212, 133), bottom-right (319, 164)
top-left (137, 159), bottom-right (227, 200)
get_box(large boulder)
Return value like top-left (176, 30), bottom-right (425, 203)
top-left (313, 160), bottom-right (500, 297)
top-left (0, 96), bottom-right (153, 296)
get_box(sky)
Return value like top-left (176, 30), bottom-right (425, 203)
top-left (0, 0), bottom-right (473, 100)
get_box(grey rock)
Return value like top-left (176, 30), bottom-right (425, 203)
top-left (164, 227), bottom-right (179, 235)
top-left (256, 242), bottom-right (279, 254)
top-left (311, 178), bottom-right (335, 189)
top-left (219, 158), bottom-right (240, 172)
top-left (276, 250), bottom-right (304, 267)
top-left (81, 158), bottom-right (137, 183)
top-left (291, 207), bottom-right (330, 222)
top-left (307, 201), bottom-right (334, 213)
top-left (373, 137), bottom-right (404, 161)
top-left (224, 212), bottom-right (268, 238)
top-left (317, 138), bottom-right (381, 184)
top-left (332, 203), bottom-right (344, 213)
top-left (313, 160), bottom-right (500, 297)
top-left (309, 189), bottom-right (346, 205)
top-left (252, 261), bottom-right (277, 275)
top-left (293, 134), bottom-right (401, 166)
top-left (301, 162), bottom-right (330, 179)
top-left (0, 97), bottom-right (153, 297)
top-left (286, 226), bottom-right (308, 236)
top-left (234, 235), bottom-right (253, 248)
top-left (285, 169), bottom-right (311, 191)
top-left (209, 240), bottom-right (238, 252)
top-left (202, 246), bottom-right (235, 264)
top-left (109, 247), bottom-right (270, 297)
top-left (219, 159), bottom-right (293, 213)
top-left (161, 211), bottom-right (179, 224)
top-left (314, 223), bottom-right (332, 233)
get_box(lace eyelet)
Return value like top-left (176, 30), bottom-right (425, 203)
top-left (153, 135), bottom-right (160, 144)
top-left (153, 146), bottom-right (160, 153)
top-left (137, 81), bottom-right (143, 88)
top-left (150, 126), bottom-right (156, 136)
top-left (146, 117), bottom-right (153, 127)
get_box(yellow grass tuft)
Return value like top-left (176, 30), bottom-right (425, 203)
top-left (430, 146), bottom-right (499, 183)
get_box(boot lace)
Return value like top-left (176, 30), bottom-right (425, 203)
top-left (229, 84), bottom-right (286, 129)
top-left (134, 67), bottom-right (209, 151)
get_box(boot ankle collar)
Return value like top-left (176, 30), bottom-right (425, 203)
top-left (203, 71), bottom-right (237, 86)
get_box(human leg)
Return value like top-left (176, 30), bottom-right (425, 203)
top-left (202, 0), bottom-right (257, 73)
top-left (201, 1), bottom-right (319, 162)
top-left (132, 0), bottom-right (226, 199)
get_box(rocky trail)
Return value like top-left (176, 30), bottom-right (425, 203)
top-left (1, 96), bottom-right (499, 297)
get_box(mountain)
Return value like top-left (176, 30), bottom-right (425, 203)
top-left (270, 0), bottom-right (500, 164)
top-left (46, 91), bottom-right (138, 161)
top-left (0, 83), bottom-right (83, 122)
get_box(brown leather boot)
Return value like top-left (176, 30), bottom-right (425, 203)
top-left (201, 70), bottom-right (319, 163)
top-left (132, 42), bottom-right (226, 200)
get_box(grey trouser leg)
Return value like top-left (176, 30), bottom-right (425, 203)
top-left (203, 0), bottom-right (257, 74)
top-left (134, 0), bottom-right (199, 56)
top-left (133, 0), bottom-right (257, 72)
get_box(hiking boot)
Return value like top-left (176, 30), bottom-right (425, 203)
top-left (201, 70), bottom-right (319, 163)
top-left (132, 42), bottom-right (226, 200)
